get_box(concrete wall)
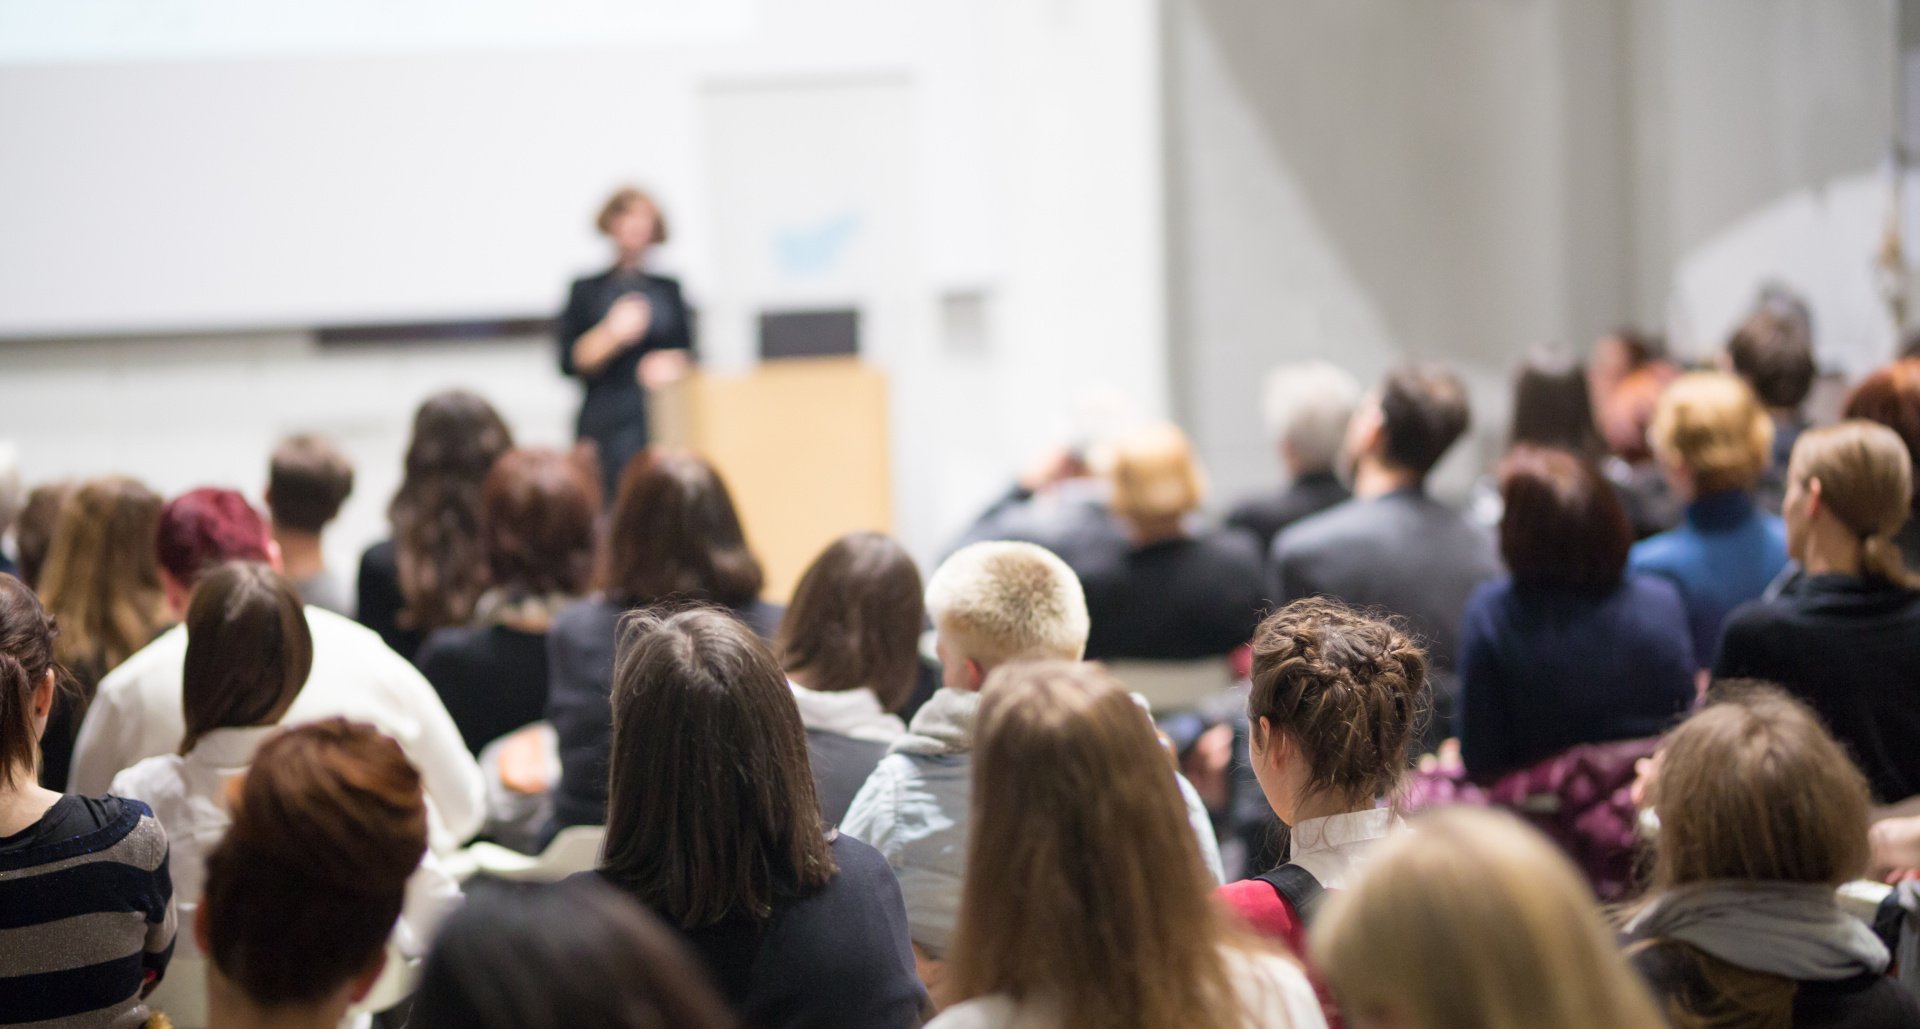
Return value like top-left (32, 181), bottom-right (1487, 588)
top-left (1166, 0), bottom-right (1895, 506)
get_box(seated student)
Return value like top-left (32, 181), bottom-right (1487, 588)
top-left (1269, 364), bottom-right (1499, 733)
top-left (69, 488), bottom-right (484, 850)
top-left (1714, 422), bottom-right (1920, 802)
top-left (411, 876), bottom-right (736, 1029)
top-left (1624, 688), bottom-right (1920, 1027)
top-left (13, 480), bottom-right (74, 590)
top-left (1629, 372), bottom-right (1788, 668)
top-left (109, 562), bottom-right (312, 963)
top-left (777, 532), bottom-right (923, 825)
top-left (1313, 807), bottom-right (1664, 1029)
top-left (265, 433), bottom-right (356, 616)
top-left (1227, 360), bottom-right (1360, 554)
top-left (588, 609), bottom-right (925, 1028)
top-left (0, 574), bottom-right (176, 1028)
top-left (1725, 299), bottom-right (1817, 515)
top-left (35, 476), bottom-right (172, 789)
top-left (1217, 599), bottom-right (1424, 958)
top-left (1840, 358), bottom-right (1920, 570)
top-left (844, 540), bottom-right (1224, 985)
top-left (1599, 362), bottom-right (1686, 539)
top-left (1457, 447), bottom-right (1696, 781)
top-left (928, 662), bottom-right (1326, 1029)
top-left (547, 451), bottom-right (781, 831)
top-left (198, 719), bottom-right (429, 1029)
top-left (1071, 423), bottom-right (1265, 663)
top-left (418, 448), bottom-right (598, 754)
top-left (358, 391), bottom-right (514, 661)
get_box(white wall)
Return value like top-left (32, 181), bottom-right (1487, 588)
top-left (0, 0), bottom-right (1171, 579)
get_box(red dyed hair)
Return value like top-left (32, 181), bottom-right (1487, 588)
top-left (155, 488), bottom-right (271, 586)
top-left (1843, 358), bottom-right (1920, 515)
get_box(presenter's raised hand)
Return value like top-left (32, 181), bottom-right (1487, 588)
top-left (571, 294), bottom-right (652, 375)
top-left (639, 348), bottom-right (691, 390)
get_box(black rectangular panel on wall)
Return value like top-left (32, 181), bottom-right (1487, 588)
top-left (760, 308), bottom-right (860, 360)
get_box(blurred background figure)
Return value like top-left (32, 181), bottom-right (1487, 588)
top-left (266, 433), bottom-right (356, 616)
top-left (1226, 361), bottom-right (1360, 554)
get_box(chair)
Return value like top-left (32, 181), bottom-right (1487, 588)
top-left (443, 824), bottom-right (607, 883)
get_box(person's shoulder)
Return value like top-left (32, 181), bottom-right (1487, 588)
top-left (1629, 527), bottom-right (1690, 569)
top-left (359, 539), bottom-right (396, 571)
top-left (1273, 498), bottom-right (1371, 557)
top-left (96, 623), bottom-right (188, 697)
top-left (553, 595), bottom-right (620, 634)
top-left (925, 995), bottom-right (1024, 1029)
top-left (83, 796), bottom-right (170, 872)
top-left (305, 605), bottom-right (405, 654)
top-left (1217, 878), bottom-right (1301, 940)
top-left (108, 753), bottom-right (187, 802)
top-left (416, 623), bottom-right (487, 667)
top-left (1620, 572), bottom-right (1688, 611)
top-left (828, 832), bottom-right (895, 881)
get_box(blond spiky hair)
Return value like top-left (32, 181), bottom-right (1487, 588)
top-left (926, 541), bottom-right (1089, 668)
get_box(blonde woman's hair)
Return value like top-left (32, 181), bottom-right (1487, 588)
top-left (924, 541), bottom-right (1088, 668)
top-left (1649, 372), bottom-right (1773, 494)
top-left (944, 661), bottom-right (1274, 1028)
top-left (1313, 807), bottom-right (1664, 1029)
top-left (1787, 420), bottom-right (1917, 587)
top-left (1637, 687), bottom-right (1872, 1028)
top-left (37, 477), bottom-right (171, 686)
top-left (1108, 423), bottom-right (1206, 523)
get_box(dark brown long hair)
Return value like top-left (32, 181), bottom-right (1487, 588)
top-left (1512, 347), bottom-right (1601, 457)
top-left (776, 532), bottom-right (923, 712)
top-left (390, 391), bottom-right (514, 631)
top-left (202, 719), bottom-right (426, 1007)
top-left (945, 662), bottom-right (1259, 1028)
top-left (1498, 446), bottom-right (1632, 593)
top-left (600, 608), bottom-right (834, 928)
top-left (179, 562), bottom-right (313, 754)
top-left (599, 452), bottom-right (763, 610)
top-left (0, 574), bottom-right (61, 788)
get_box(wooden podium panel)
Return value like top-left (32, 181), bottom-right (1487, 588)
top-left (651, 358), bottom-right (891, 603)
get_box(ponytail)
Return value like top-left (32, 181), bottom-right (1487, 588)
top-left (1786, 422), bottom-right (1919, 588)
top-left (0, 576), bottom-right (60, 788)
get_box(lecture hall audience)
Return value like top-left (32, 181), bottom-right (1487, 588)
top-left (1713, 421), bottom-right (1920, 803)
top-left (1627, 371), bottom-right (1789, 668)
top-left (265, 433), bottom-right (356, 616)
top-left (1267, 363), bottom-right (1499, 733)
top-left (776, 531), bottom-right (925, 825)
top-left (357, 390), bottom-right (515, 662)
top-left (1226, 360), bottom-right (1360, 553)
top-left (546, 449), bottom-right (780, 833)
top-left (34, 476), bottom-right (172, 789)
top-left (928, 661), bottom-right (1327, 1029)
top-left (588, 608), bottom-right (926, 1028)
top-left (198, 719), bottom-right (428, 1029)
top-left (417, 446), bottom-right (600, 754)
top-left (0, 574), bottom-right (176, 1028)
top-left (68, 487), bottom-right (485, 851)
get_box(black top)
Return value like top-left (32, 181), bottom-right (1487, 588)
top-left (1629, 937), bottom-right (1920, 1029)
top-left (0, 796), bottom-right (176, 1027)
top-left (1457, 575), bottom-right (1696, 780)
top-left (556, 270), bottom-right (691, 438)
top-left (1225, 471), bottom-right (1351, 556)
top-left (590, 834), bottom-right (925, 1029)
top-left (417, 623), bottom-right (551, 754)
top-left (355, 540), bottom-right (425, 662)
top-left (1073, 529), bottom-right (1268, 662)
top-left (806, 730), bottom-right (890, 827)
top-left (546, 596), bottom-right (784, 830)
top-left (1714, 574), bottom-right (1920, 803)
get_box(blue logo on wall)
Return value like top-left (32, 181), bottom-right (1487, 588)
top-left (776, 212), bottom-right (861, 278)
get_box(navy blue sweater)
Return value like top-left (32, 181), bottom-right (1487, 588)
top-left (1457, 574), bottom-right (1697, 780)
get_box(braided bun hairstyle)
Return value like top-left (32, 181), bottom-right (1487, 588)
top-left (201, 719), bottom-right (426, 1007)
top-left (1247, 598), bottom-right (1429, 807)
top-left (0, 574), bottom-right (60, 788)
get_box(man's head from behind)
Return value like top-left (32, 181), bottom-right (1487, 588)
top-left (157, 488), bottom-right (276, 615)
top-left (925, 541), bottom-right (1088, 693)
top-left (1345, 363), bottom-right (1472, 483)
top-left (267, 435), bottom-right (355, 536)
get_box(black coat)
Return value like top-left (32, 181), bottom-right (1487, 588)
top-left (556, 269), bottom-right (692, 488)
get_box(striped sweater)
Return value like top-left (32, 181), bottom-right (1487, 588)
top-left (0, 795), bottom-right (176, 1028)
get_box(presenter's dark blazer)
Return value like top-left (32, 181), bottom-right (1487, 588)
top-left (556, 269), bottom-right (692, 490)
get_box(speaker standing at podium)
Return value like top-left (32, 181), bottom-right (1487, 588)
top-left (557, 186), bottom-right (693, 493)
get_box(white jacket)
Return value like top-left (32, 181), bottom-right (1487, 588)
top-left (71, 606), bottom-right (486, 850)
top-left (842, 687), bottom-right (1224, 956)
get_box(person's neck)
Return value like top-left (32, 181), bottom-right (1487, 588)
top-left (1800, 522), bottom-right (1865, 578)
top-left (0, 780), bottom-right (63, 837)
top-left (272, 527), bottom-right (326, 583)
top-left (207, 970), bottom-right (349, 1029)
top-left (614, 249), bottom-right (645, 272)
top-left (1126, 515), bottom-right (1187, 546)
top-left (1351, 459), bottom-right (1421, 501)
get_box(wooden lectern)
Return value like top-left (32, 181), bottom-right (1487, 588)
top-left (650, 358), bottom-right (892, 603)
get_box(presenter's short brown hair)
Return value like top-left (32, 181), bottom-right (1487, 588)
top-left (596, 186), bottom-right (669, 244)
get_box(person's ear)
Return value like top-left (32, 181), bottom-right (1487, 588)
top-left (1252, 717), bottom-right (1286, 768)
top-left (347, 949), bottom-right (389, 1004)
top-left (965, 658), bottom-right (986, 692)
top-left (30, 669), bottom-right (54, 720)
top-left (1804, 477), bottom-right (1824, 520)
top-left (264, 538), bottom-right (284, 575)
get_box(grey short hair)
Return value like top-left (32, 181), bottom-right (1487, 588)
top-left (1262, 362), bottom-right (1362, 473)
